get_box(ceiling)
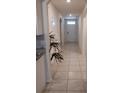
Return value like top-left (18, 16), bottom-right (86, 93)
top-left (51, 0), bottom-right (85, 17)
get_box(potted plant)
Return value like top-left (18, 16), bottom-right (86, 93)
top-left (49, 32), bottom-right (64, 63)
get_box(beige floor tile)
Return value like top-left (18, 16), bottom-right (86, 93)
top-left (46, 80), bottom-right (68, 91)
top-left (45, 43), bottom-right (86, 92)
top-left (78, 56), bottom-right (83, 59)
top-left (70, 60), bottom-right (79, 63)
top-left (82, 62), bottom-right (87, 66)
top-left (70, 59), bottom-right (79, 61)
top-left (57, 66), bottom-right (68, 72)
top-left (69, 66), bottom-right (81, 72)
top-left (78, 58), bottom-right (82, 61)
top-left (71, 54), bottom-right (79, 56)
top-left (43, 90), bottom-right (66, 93)
top-left (54, 72), bottom-right (68, 80)
top-left (68, 72), bottom-right (83, 80)
top-left (83, 72), bottom-right (87, 80)
top-left (58, 64), bottom-right (68, 67)
top-left (58, 62), bottom-right (69, 66)
top-left (79, 60), bottom-right (84, 63)
top-left (80, 66), bottom-right (87, 72)
top-left (83, 80), bottom-right (87, 93)
top-left (63, 59), bottom-right (70, 63)
top-left (79, 63), bottom-right (83, 66)
top-left (68, 80), bottom-right (83, 91)
top-left (69, 61), bottom-right (80, 66)
top-left (69, 62), bottom-right (79, 66)
top-left (67, 91), bottom-right (82, 93)
top-left (64, 57), bottom-right (73, 60)
top-left (79, 63), bottom-right (84, 68)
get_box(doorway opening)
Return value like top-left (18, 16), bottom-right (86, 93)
top-left (64, 17), bottom-right (79, 44)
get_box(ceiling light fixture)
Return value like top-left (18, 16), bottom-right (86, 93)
top-left (69, 14), bottom-right (72, 16)
top-left (66, 0), bottom-right (71, 3)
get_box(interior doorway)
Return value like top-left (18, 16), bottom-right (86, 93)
top-left (64, 18), bottom-right (78, 43)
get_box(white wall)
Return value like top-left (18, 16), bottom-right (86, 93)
top-left (82, 10), bottom-right (87, 93)
top-left (47, 2), bottom-right (63, 77)
top-left (83, 13), bottom-right (87, 60)
top-left (48, 2), bottom-right (62, 42)
top-left (36, 0), bottom-right (43, 35)
top-left (78, 15), bottom-right (83, 52)
top-left (36, 1), bottom-right (47, 93)
top-left (78, 6), bottom-right (87, 56)
top-left (36, 56), bottom-right (46, 93)
top-left (42, 0), bottom-right (52, 83)
top-left (78, 5), bottom-right (87, 92)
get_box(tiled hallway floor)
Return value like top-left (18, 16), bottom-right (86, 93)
top-left (43, 43), bottom-right (86, 93)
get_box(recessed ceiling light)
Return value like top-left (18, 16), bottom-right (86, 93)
top-left (66, 0), bottom-right (71, 3)
top-left (69, 14), bottom-right (72, 16)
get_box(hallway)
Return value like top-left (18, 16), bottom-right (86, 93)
top-left (36, 0), bottom-right (87, 93)
top-left (43, 43), bottom-right (86, 93)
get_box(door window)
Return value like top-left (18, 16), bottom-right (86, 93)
top-left (67, 21), bottom-right (76, 25)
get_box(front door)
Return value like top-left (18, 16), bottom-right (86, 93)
top-left (64, 19), bottom-right (78, 43)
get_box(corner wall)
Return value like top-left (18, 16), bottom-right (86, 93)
top-left (78, 6), bottom-right (87, 57)
top-left (83, 12), bottom-right (87, 61)
top-left (48, 2), bottom-right (62, 42)
top-left (78, 5), bottom-right (87, 93)
top-left (78, 13), bottom-right (83, 52)
top-left (36, 0), bottom-right (43, 35)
